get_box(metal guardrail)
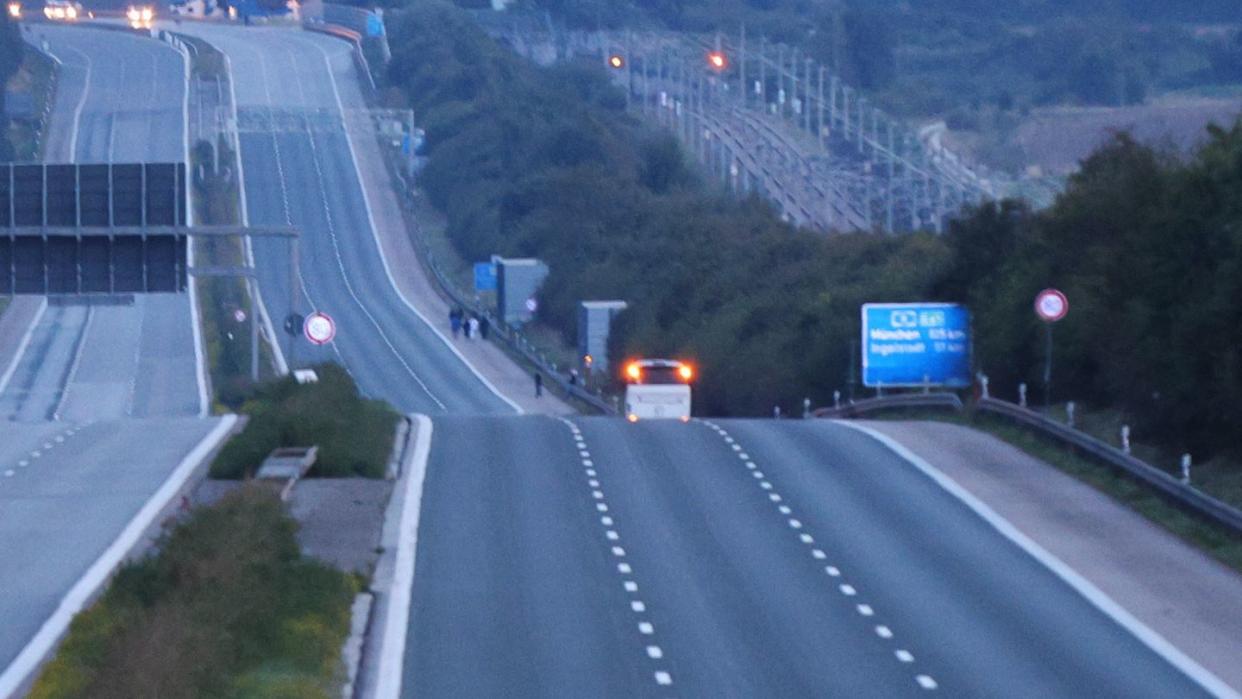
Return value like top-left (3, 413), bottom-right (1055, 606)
top-left (813, 392), bottom-right (963, 418)
top-left (975, 397), bottom-right (1242, 536)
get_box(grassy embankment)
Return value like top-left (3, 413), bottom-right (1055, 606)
top-left (210, 363), bottom-right (399, 480)
top-left (30, 487), bottom-right (358, 699)
top-left (8, 44), bottom-right (56, 160)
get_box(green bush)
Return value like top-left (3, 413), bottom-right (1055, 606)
top-left (211, 363), bottom-right (398, 479)
top-left (31, 487), bottom-right (356, 699)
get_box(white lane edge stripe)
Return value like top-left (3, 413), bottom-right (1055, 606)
top-left (833, 420), bottom-right (1241, 699)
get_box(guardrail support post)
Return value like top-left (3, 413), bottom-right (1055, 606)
top-left (1121, 425), bottom-right (1131, 455)
top-left (1066, 401), bottom-right (1076, 428)
top-left (1018, 382), bottom-right (1027, 408)
top-left (1181, 454), bottom-right (1192, 485)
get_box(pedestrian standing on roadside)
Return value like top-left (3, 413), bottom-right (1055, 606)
top-left (535, 372), bottom-right (543, 398)
top-left (468, 315), bottom-right (480, 341)
top-left (462, 315), bottom-right (473, 339)
top-left (569, 368), bottom-right (579, 386)
top-left (478, 315), bottom-right (490, 340)
top-left (450, 309), bottom-right (462, 337)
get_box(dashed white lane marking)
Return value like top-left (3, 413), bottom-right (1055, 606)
top-left (42, 443), bottom-right (53, 450)
top-left (31, 451), bottom-right (41, 459)
top-left (562, 419), bottom-right (673, 689)
top-left (4, 470), bottom-right (13, 477)
top-left (698, 419), bottom-right (939, 693)
top-left (18, 460), bottom-right (28, 468)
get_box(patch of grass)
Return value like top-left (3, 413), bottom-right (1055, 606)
top-left (30, 486), bottom-right (357, 699)
top-left (0, 296), bottom-right (10, 317)
top-left (211, 363), bottom-right (399, 479)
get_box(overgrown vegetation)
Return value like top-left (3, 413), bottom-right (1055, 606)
top-left (387, 3), bottom-right (942, 417)
top-left (31, 486), bottom-right (356, 699)
top-left (388, 3), bottom-right (1242, 468)
top-left (211, 363), bottom-right (398, 479)
top-left (0, 9), bottom-right (22, 161)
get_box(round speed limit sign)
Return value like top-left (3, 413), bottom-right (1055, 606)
top-left (304, 311), bottom-right (337, 345)
top-left (1034, 288), bottom-right (1069, 322)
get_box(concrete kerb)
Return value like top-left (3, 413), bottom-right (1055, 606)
top-left (356, 413), bottom-right (430, 699)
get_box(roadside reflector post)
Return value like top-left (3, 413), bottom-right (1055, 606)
top-left (773, 405), bottom-right (781, 419)
top-left (1018, 383), bottom-right (1027, 408)
top-left (1121, 425), bottom-right (1131, 455)
top-left (1181, 454), bottom-right (1192, 485)
top-left (1066, 401), bottom-right (1076, 428)
top-left (803, 397), bottom-right (811, 418)
top-left (922, 374), bottom-right (930, 395)
top-left (980, 374), bottom-right (990, 399)
top-left (833, 390), bottom-right (841, 409)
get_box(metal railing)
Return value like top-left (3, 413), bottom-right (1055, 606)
top-left (976, 397), bottom-right (1242, 536)
top-left (812, 392), bottom-right (963, 418)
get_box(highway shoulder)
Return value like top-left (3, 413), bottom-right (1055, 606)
top-left (857, 419), bottom-right (1242, 696)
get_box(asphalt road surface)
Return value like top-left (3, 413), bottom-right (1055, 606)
top-left (176, 25), bottom-right (513, 416)
top-left (0, 25), bottom-right (226, 695)
top-left (0, 417), bottom-right (225, 676)
top-left (0, 24), bottom-right (203, 422)
top-left (404, 416), bottom-right (1215, 697)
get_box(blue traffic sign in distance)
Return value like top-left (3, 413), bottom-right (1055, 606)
top-left (862, 303), bottom-right (971, 388)
top-left (474, 262), bottom-right (498, 292)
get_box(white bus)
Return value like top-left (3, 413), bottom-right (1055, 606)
top-left (623, 359), bottom-right (694, 422)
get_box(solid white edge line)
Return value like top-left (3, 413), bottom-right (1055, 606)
top-left (0, 414), bottom-right (238, 697)
top-left (171, 36), bottom-right (210, 418)
top-left (0, 297), bottom-right (48, 397)
top-left (224, 50), bottom-right (289, 377)
top-left (50, 305), bottom-right (94, 421)
top-left (833, 420), bottom-right (1242, 699)
top-left (301, 34), bottom-right (523, 415)
top-left (374, 414), bottom-right (433, 699)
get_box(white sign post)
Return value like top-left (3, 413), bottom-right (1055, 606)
top-left (1034, 288), bottom-right (1068, 408)
top-left (304, 311), bottom-right (336, 346)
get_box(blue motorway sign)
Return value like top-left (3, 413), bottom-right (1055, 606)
top-left (862, 303), bottom-right (971, 388)
top-left (473, 262), bottom-right (497, 292)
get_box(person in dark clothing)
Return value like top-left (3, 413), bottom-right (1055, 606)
top-left (477, 315), bottom-right (490, 340)
top-left (534, 372), bottom-right (543, 398)
top-left (449, 309), bottom-right (462, 337)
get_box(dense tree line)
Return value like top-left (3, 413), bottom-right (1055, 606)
top-left (388, 3), bottom-right (1242, 460)
top-left (386, 3), bottom-right (940, 416)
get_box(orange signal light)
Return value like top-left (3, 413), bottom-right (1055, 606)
top-left (625, 362), bottom-right (642, 382)
top-left (707, 51), bottom-right (728, 71)
top-left (608, 55), bottom-right (625, 69)
top-left (677, 364), bottom-right (694, 382)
